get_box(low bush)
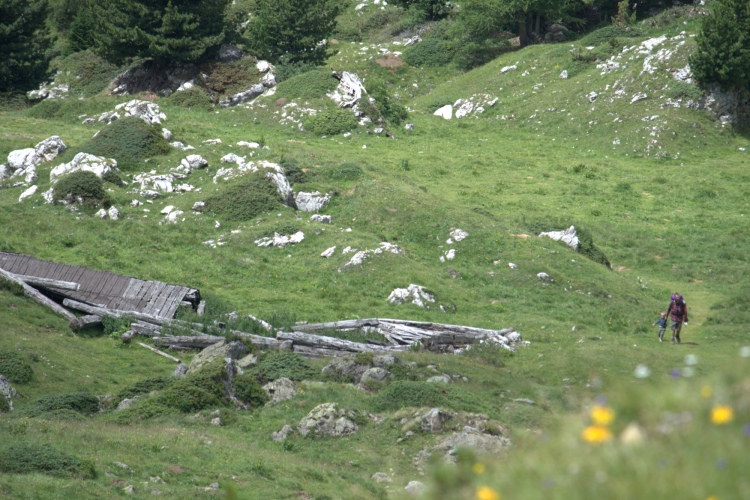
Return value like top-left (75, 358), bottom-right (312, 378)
top-left (665, 81), bottom-right (704, 102)
top-left (276, 69), bottom-right (338, 100)
top-left (0, 395), bottom-right (10, 413)
top-left (403, 39), bottom-right (455, 67)
top-left (81, 116), bottom-right (171, 170)
top-left (205, 173), bottom-right (283, 221)
top-left (305, 109), bottom-right (358, 135)
top-left (52, 171), bottom-right (110, 210)
top-left (22, 392), bottom-right (99, 417)
top-left (325, 162), bottom-right (364, 181)
top-left (158, 384), bottom-right (222, 413)
top-left (359, 81), bottom-right (408, 125)
top-left (275, 58), bottom-right (321, 84)
top-left (55, 50), bottom-right (120, 97)
top-left (281, 160), bottom-right (309, 185)
top-left (0, 351), bottom-right (33, 383)
top-left (25, 96), bottom-right (114, 120)
top-left (168, 87), bottom-right (214, 110)
top-left (0, 444), bottom-right (96, 479)
top-left (233, 374), bottom-right (269, 408)
top-left (110, 399), bottom-right (178, 424)
top-left (101, 169), bottom-right (125, 187)
top-left (202, 60), bottom-right (261, 99)
top-left (115, 377), bottom-right (174, 402)
top-left (576, 226), bottom-right (612, 268)
top-left (252, 351), bottom-right (316, 383)
top-left (579, 25), bottom-right (644, 47)
top-left (370, 380), bottom-right (447, 411)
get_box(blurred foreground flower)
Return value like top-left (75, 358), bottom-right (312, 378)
top-left (634, 364), bottom-right (650, 378)
top-left (591, 405), bottom-right (615, 426)
top-left (582, 425), bottom-right (613, 444)
top-left (700, 385), bottom-right (713, 399)
top-left (472, 463), bottom-right (486, 474)
top-left (476, 486), bottom-right (500, 500)
top-left (711, 405), bottom-right (734, 425)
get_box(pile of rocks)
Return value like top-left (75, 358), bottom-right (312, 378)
top-left (1, 136), bottom-right (67, 185)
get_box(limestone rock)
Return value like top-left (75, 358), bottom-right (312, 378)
top-left (219, 85), bottom-right (265, 108)
top-left (107, 206), bottom-right (120, 220)
top-left (539, 225), bottom-right (579, 250)
top-left (258, 161), bottom-right (295, 206)
top-left (254, 231), bottom-right (304, 248)
top-left (218, 44), bottom-right (245, 62)
top-left (114, 100), bottom-right (167, 125)
top-left (18, 185), bottom-right (38, 203)
top-left (310, 214), bottom-right (332, 224)
top-left (181, 155), bottom-right (208, 171)
top-left (116, 397), bottom-right (140, 411)
top-left (360, 367), bottom-right (389, 385)
top-left (187, 340), bottom-right (248, 374)
top-left (256, 60), bottom-right (272, 73)
top-left (405, 481), bottom-right (426, 496)
top-left (272, 425), bottom-right (293, 442)
top-left (262, 377), bottom-right (297, 405)
top-left (50, 153), bottom-right (118, 183)
top-left (434, 105), bottom-right (453, 120)
top-left (434, 427), bottom-right (511, 461)
top-left (322, 357), bottom-right (371, 384)
top-left (421, 408), bottom-right (453, 433)
top-left (371, 472), bottom-right (392, 483)
top-left (321, 246), bottom-right (336, 258)
top-left (236, 354), bottom-right (258, 370)
top-left (296, 191), bottom-right (332, 212)
top-left (1, 375), bottom-right (18, 412)
top-left (427, 375), bottom-right (451, 384)
top-left (34, 136), bottom-right (67, 163)
top-left (298, 403), bottom-right (358, 437)
top-left (388, 284), bottom-right (435, 308)
top-left (327, 72), bottom-right (366, 108)
top-left (373, 354), bottom-right (402, 368)
top-left (172, 363), bottom-right (189, 378)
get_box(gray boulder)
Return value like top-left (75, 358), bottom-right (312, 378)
top-left (322, 357), bottom-right (370, 384)
top-left (187, 340), bottom-right (248, 374)
top-left (295, 191), bottom-right (332, 212)
top-left (172, 363), bottom-right (189, 378)
top-left (262, 377), bottom-right (297, 405)
top-left (360, 367), bottom-right (389, 385)
top-left (298, 403), bottom-right (358, 437)
top-left (421, 408), bottom-right (453, 433)
top-left (373, 354), bottom-right (402, 368)
top-left (371, 472), bottom-right (392, 484)
top-left (219, 84), bottom-right (265, 108)
top-left (236, 354), bottom-right (258, 370)
top-left (434, 426), bottom-right (512, 461)
top-left (0, 375), bottom-right (18, 412)
top-left (427, 375), bottom-right (452, 384)
top-left (405, 481), bottom-right (426, 496)
top-left (116, 397), bottom-right (140, 411)
top-left (272, 425), bottom-right (293, 442)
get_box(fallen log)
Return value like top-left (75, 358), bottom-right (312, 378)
top-left (121, 330), bottom-right (135, 343)
top-left (153, 335), bottom-right (225, 349)
top-left (14, 274), bottom-right (81, 291)
top-left (131, 321), bottom-right (161, 336)
top-left (292, 345), bottom-right (356, 359)
top-left (0, 267), bottom-right (77, 321)
top-left (63, 299), bottom-right (171, 325)
top-left (136, 342), bottom-right (181, 363)
top-left (277, 331), bottom-right (409, 353)
top-left (292, 319), bottom-right (381, 333)
top-left (69, 315), bottom-right (102, 331)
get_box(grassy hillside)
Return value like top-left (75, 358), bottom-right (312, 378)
top-left (1, 4), bottom-right (749, 498)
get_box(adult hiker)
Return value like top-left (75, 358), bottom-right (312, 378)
top-left (666, 293), bottom-right (688, 344)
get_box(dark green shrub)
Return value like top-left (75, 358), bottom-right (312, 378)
top-left (579, 25), bottom-right (644, 47)
top-left (60, 50), bottom-right (120, 97)
top-left (0, 444), bottom-right (96, 479)
top-left (115, 377), bottom-right (174, 401)
top-left (274, 57), bottom-right (320, 83)
top-left (36, 409), bottom-right (88, 421)
top-left (354, 352), bottom-right (374, 366)
top-left (101, 169), bottom-right (125, 187)
top-left (326, 162), bottom-right (363, 181)
top-left (256, 222), bottom-right (300, 240)
top-left (403, 39), bottom-right (455, 67)
top-left (110, 400), bottom-right (178, 424)
top-left (252, 351), bottom-right (316, 383)
top-left (202, 60), bottom-right (261, 99)
top-left (370, 380), bottom-right (447, 411)
top-left (53, 171), bottom-right (110, 209)
top-left (233, 374), bottom-right (269, 408)
top-left (0, 350), bottom-right (33, 384)
top-left (82, 116), bottom-right (171, 170)
top-left (0, 395), bottom-right (10, 413)
top-left (305, 109), bottom-right (358, 135)
top-left (22, 392), bottom-right (100, 417)
top-left (168, 86), bottom-right (213, 110)
top-left (101, 315), bottom-right (133, 336)
top-left (158, 384), bottom-right (222, 413)
top-left (281, 160), bottom-right (308, 184)
top-left (359, 81), bottom-right (408, 126)
top-left (205, 172), bottom-right (283, 221)
top-left (276, 69), bottom-right (338, 100)
top-left (577, 227), bottom-right (611, 269)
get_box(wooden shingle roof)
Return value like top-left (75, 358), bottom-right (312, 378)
top-left (0, 252), bottom-right (196, 319)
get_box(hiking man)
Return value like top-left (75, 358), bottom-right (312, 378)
top-left (666, 293), bottom-right (688, 344)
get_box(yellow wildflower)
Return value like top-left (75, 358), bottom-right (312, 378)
top-left (711, 405), bottom-right (734, 425)
top-left (582, 425), bottom-right (613, 444)
top-left (590, 405), bottom-right (615, 426)
top-left (476, 486), bottom-right (500, 500)
top-left (706, 496), bottom-right (718, 500)
top-left (472, 463), bottom-right (486, 474)
top-left (700, 386), bottom-right (713, 399)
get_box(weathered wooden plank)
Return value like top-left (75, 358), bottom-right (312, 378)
top-left (136, 342), bottom-right (181, 363)
top-left (150, 285), bottom-right (178, 317)
top-left (161, 286), bottom-right (190, 318)
top-left (69, 315), bottom-right (102, 330)
top-left (276, 331), bottom-right (408, 353)
top-left (0, 267), bottom-right (77, 321)
top-left (13, 274), bottom-right (80, 291)
top-left (292, 345), bottom-right (355, 359)
top-left (153, 335), bottom-right (225, 349)
top-left (96, 274), bottom-right (121, 303)
top-left (196, 300), bottom-right (206, 316)
top-left (142, 282), bottom-right (167, 315)
top-left (92, 273), bottom-right (119, 299)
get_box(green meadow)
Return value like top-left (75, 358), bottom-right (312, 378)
top-left (1, 3), bottom-right (749, 498)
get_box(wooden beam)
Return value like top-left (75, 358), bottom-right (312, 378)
top-left (69, 315), bottom-right (102, 331)
top-left (0, 267), bottom-right (77, 321)
top-left (13, 274), bottom-right (80, 291)
top-left (136, 342), bottom-right (181, 363)
top-left (276, 331), bottom-right (408, 353)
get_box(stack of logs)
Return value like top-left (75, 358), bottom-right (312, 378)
top-left (0, 269), bottom-right (523, 360)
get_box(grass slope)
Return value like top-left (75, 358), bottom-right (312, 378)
top-left (1, 5), bottom-right (749, 498)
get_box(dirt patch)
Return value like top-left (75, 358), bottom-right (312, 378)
top-left (375, 54), bottom-right (405, 69)
top-left (512, 233), bottom-right (531, 239)
top-left (615, 265), bottom-right (629, 272)
top-left (166, 465), bottom-right (184, 474)
top-left (275, 98), bottom-right (289, 107)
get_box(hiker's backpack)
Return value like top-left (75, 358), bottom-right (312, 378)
top-left (671, 299), bottom-right (686, 318)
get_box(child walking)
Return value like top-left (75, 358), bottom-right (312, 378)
top-left (653, 312), bottom-right (667, 342)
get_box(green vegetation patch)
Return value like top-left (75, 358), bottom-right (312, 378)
top-left (52, 171), bottom-right (110, 210)
top-left (402, 39), bottom-right (455, 67)
top-left (0, 350), bottom-right (34, 384)
top-left (0, 394), bottom-right (10, 413)
top-left (167, 87), bottom-right (214, 110)
top-left (251, 351), bottom-right (316, 383)
top-left (324, 162), bottom-right (364, 181)
top-left (0, 444), bottom-right (96, 479)
top-left (276, 69), bottom-right (338, 100)
top-left (233, 374), bottom-right (269, 408)
top-left (305, 108), bottom-right (358, 136)
top-left (81, 116), bottom-right (170, 170)
top-left (370, 380), bottom-right (448, 411)
top-left (115, 377), bottom-right (175, 402)
top-left (54, 50), bottom-right (120, 97)
top-left (205, 172), bottom-right (283, 221)
top-left (21, 392), bottom-right (100, 418)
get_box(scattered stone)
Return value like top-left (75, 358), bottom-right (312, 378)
top-left (255, 231), bottom-right (304, 248)
top-left (256, 60), bottom-right (272, 73)
top-left (298, 403), bottom-right (358, 437)
top-left (192, 202), bottom-right (205, 212)
top-left (236, 354), bottom-right (258, 370)
top-left (187, 340), bottom-right (248, 374)
top-left (262, 378), bottom-right (297, 405)
top-left (114, 100), bottom-right (167, 125)
top-left (388, 284), bottom-right (435, 308)
top-left (18, 185), bottom-right (38, 203)
top-left (433, 427), bottom-right (511, 462)
top-left (512, 398), bottom-right (535, 405)
top-left (310, 214), bottom-right (332, 224)
top-left (2, 136), bottom-right (67, 182)
top-left (341, 242), bottom-right (402, 270)
top-left (360, 367), bottom-right (389, 386)
top-left (327, 72), bottom-right (366, 108)
top-left (108, 206), bottom-right (120, 220)
top-left (172, 363), bottom-right (189, 378)
top-left (371, 472), bottom-right (392, 484)
top-left (116, 397), bottom-right (140, 411)
top-left (631, 92), bottom-right (648, 104)
top-left (49, 153), bottom-right (118, 183)
top-left (272, 425), bottom-right (293, 442)
top-left (421, 408), bottom-right (453, 432)
top-left (237, 141), bottom-right (260, 148)
top-left (0, 375), bottom-right (18, 411)
top-left (500, 65), bottom-right (517, 73)
top-left (322, 357), bottom-right (370, 384)
top-left (95, 209), bottom-right (108, 219)
top-left (219, 84), bottom-right (265, 108)
top-left (405, 481), bottom-right (426, 496)
top-left (181, 155), bottom-right (208, 170)
top-left (560, 70), bottom-right (569, 79)
top-left (203, 138), bottom-right (222, 146)
top-left (427, 375), bottom-right (451, 384)
top-left (537, 272), bottom-right (552, 281)
top-left (210, 417), bottom-right (222, 426)
top-left (124, 485), bottom-right (135, 495)
top-left (161, 128), bottom-right (172, 141)
top-left (404, 123), bottom-right (414, 131)
top-left (321, 246), bottom-right (337, 258)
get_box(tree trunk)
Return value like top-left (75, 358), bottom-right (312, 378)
top-left (14, 275), bottom-right (80, 291)
top-left (69, 315), bottom-right (102, 331)
top-left (136, 342), bottom-right (181, 362)
top-left (277, 331), bottom-right (409, 353)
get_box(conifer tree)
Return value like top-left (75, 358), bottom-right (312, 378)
top-left (0, 0), bottom-right (51, 92)
top-left (690, 0), bottom-right (750, 91)
top-left (92, 0), bottom-right (230, 65)
top-left (245, 0), bottom-right (342, 65)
